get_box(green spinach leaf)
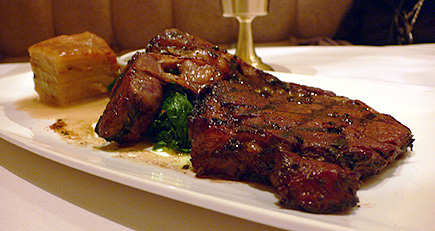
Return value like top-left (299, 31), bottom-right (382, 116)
top-left (147, 83), bottom-right (193, 154)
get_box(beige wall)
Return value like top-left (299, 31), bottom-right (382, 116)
top-left (0, 0), bottom-right (353, 61)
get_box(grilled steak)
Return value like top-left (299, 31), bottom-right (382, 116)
top-left (188, 61), bottom-right (412, 212)
top-left (96, 29), bottom-right (239, 143)
top-left (95, 29), bottom-right (414, 213)
top-left (95, 52), bottom-right (164, 143)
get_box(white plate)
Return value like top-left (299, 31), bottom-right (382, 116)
top-left (1, 64), bottom-right (435, 231)
top-left (117, 49), bottom-right (145, 66)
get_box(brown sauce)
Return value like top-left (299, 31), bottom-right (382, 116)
top-left (14, 95), bottom-right (193, 173)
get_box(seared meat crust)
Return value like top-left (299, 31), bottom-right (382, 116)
top-left (264, 145), bottom-right (360, 213)
top-left (96, 29), bottom-right (414, 213)
top-left (188, 63), bottom-right (413, 212)
top-left (95, 29), bottom-right (234, 142)
top-left (95, 53), bottom-right (164, 143)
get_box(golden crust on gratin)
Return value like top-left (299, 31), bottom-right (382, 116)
top-left (28, 31), bottom-right (120, 106)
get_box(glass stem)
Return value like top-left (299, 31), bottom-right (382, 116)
top-left (235, 17), bottom-right (260, 65)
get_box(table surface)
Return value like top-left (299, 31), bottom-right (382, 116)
top-left (1, 44), bottom-right (435, 231)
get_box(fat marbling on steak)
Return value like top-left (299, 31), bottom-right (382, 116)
top-left (95, 29), bottom-right (414, 213)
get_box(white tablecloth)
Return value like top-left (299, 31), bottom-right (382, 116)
top-left (1, 44), bottom-right (434, 231)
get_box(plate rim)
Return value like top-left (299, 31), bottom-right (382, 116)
top-left (0, 64), bottom-right (432, 231)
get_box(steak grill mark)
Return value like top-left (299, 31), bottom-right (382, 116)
top-left (95, 29), bottom-right (414, 213)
